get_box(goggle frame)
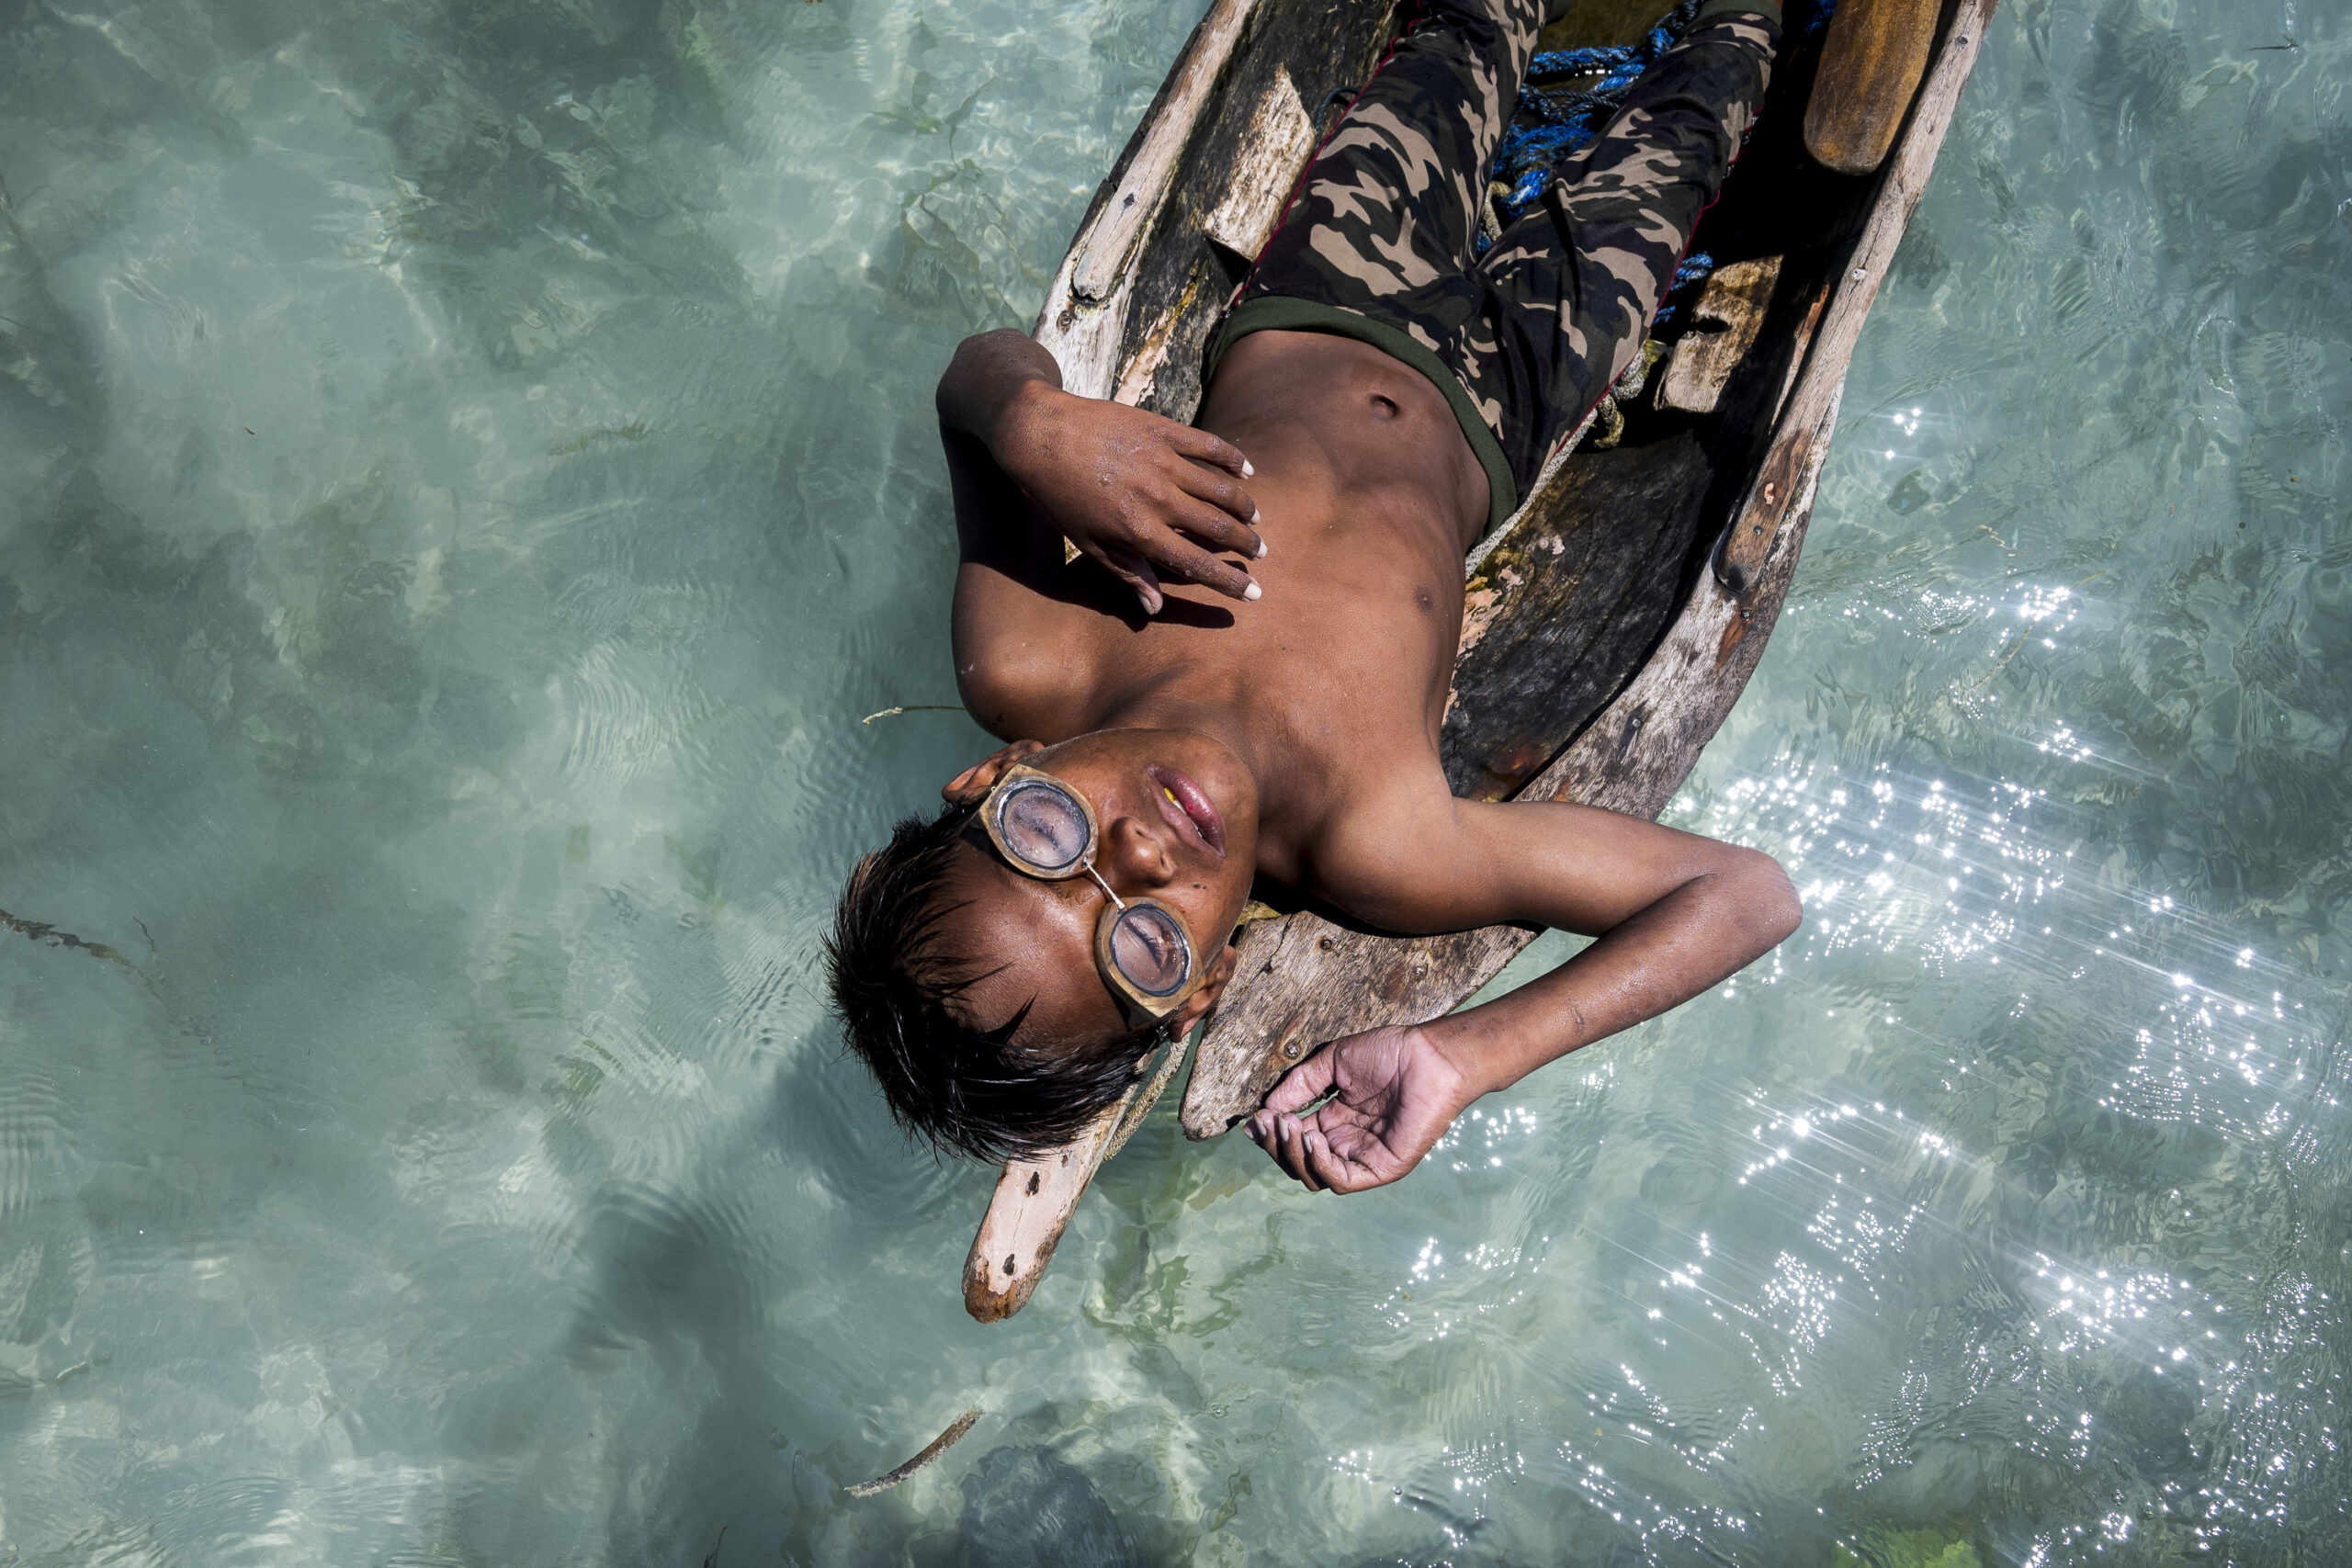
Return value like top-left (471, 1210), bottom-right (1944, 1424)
top-left (975, 763), bottom-right (1202, 1023)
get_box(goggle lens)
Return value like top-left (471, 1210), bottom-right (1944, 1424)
top-left (995, 779), bottom-right (1091, 873)
top-left (1109, 903), bottom-right (1191, 998)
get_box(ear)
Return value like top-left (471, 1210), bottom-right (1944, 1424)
top-left (942, 739), bottom-right (1046, 806)
top-left (1164, 942), bottom-right (1241, 1037)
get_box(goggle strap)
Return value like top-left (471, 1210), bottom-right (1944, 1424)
top-left (1082, 860), bottom-right (1127, 911)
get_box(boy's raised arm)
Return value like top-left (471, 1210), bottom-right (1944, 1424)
top-left (1250, 795), bottom-right (1802, 1193)
top-left (936, 328), bottom-right (1264, 615)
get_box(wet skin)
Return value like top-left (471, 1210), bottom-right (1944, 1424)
top-left (935, 326), bottom-right (1802, 1193)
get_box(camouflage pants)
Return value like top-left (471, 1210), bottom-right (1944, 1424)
top-left (1205, 0), bottom-right (1781, 534)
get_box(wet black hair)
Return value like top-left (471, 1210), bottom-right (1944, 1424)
top-left (824, 801), bottom-right (1168, 1161)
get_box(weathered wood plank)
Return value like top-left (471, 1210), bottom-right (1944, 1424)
top-left (1114, 3), bottom-right (1400, 421)
top-left (1658, 255), bottom-right (1783, 415)
top-left (964, 1097), bottom-right (1130, 1322)
top-left (964, 1041), bottom-right (1184, 1321)
top-left (1201, 66), bottom-right (1317, 263)
top-left (1068, 0), bottom-right (1263, 307)
top-left (1442, 434), bottom-right (1717, 800)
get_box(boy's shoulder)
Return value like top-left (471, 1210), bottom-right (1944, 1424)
top-left (1283, 759), bottom-right (1469, 926)
top-left (952, 613), bottom-right (1104, 741)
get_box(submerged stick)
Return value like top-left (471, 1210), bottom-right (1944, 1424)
top-left (843, 1407), bottom-right (983, 1497)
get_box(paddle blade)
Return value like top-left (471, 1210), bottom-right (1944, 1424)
top-left (1803, 0), bottom-right (1941, 176)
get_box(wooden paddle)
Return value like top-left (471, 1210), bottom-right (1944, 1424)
top-left (1803, 0), bottom-right (1943, 176)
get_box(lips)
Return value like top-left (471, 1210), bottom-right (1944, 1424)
top-left (1146, 766), bottom-right (1226, 857)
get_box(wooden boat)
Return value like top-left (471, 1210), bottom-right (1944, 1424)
top-left (963, 0), bottom-right (1998, 1321)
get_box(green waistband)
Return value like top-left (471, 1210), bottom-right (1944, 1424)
top-left (1694, 0), bottom-right (1781, 24)
top-left (1204, 297), bottom-right (1519, 537)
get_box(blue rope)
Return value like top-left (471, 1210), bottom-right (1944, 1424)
top-left (1651, 250), bottom-right (1716, 328)
top-left (1481, 1), bottom-right (1707, 248)
top-left (1480, 0), bottom-right (1838, 301)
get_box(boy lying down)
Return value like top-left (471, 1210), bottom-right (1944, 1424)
top-left (829, 0), bottom-right (1798, 1194)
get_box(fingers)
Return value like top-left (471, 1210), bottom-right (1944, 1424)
top-left (1301, 1129), bottom-right (1364, 1193)
top-left (1243, 1111), bottom-right (1308, 1189)
top-left (1170, 423), bottom-right (1254, 481)
top-left (1268, 1113), bottom-right (1326, 1190)
top-left (1166, 478), bottom-right (1265, 559)
top-left (1262, 1047), bottom-right (1338, 1115)
top-left (1293, 1121), bottom-right (1328, 1191)
top-left (1169, 456), bottom-right (1263, 538)
top-left (1245, 1109), bottom-right (1383, 1194)
top-left (1089, 540), bottom-right (1165, 616)
top-left (1081, 499), bottom-right (1255, 610)
top-left (1138, 530), bottom-right (1261, 604)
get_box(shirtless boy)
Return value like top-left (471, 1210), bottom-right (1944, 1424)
top-left (829, 0), bottom-right (1798, 1194)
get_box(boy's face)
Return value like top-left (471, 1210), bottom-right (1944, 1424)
top-left (934, 729), bottom-right (1259, 1049)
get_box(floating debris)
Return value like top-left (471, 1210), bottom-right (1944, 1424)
top-left (844, 1407), bottom-right (982, 1497)
top-left (0, 906), bottom-right (141, 975)
top-left (861, 704), bottom-right (965, 725)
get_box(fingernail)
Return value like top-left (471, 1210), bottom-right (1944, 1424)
top-left (1250, 507), bottom-right (1261, 525)
top-left (1255, 537), bottom-right (1268, 558)
top-left (1243, 581), bottom-right (1262, 602)
top-left (1241, 459), bottom-right (1255, 478)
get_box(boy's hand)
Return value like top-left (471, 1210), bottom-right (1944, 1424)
top-left (1246, 1025), bottom-right (1481, 1193)
top-left (990, 379), bottom-right (1264, 615)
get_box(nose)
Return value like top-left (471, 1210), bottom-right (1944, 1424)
top-left (1101, 811), bottom-right (1177, 891)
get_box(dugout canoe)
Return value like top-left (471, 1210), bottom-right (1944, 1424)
top-left (964, 0), bottom-right (1996, 1322)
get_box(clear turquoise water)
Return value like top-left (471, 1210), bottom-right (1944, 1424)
top-left (1, 0), bottom-right (2346, 1562)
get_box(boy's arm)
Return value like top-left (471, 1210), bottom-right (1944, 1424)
top-left (937, 329), bottom-right (1264, 615)
top-left (1249, 793), bottom-right (1801, 1193)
